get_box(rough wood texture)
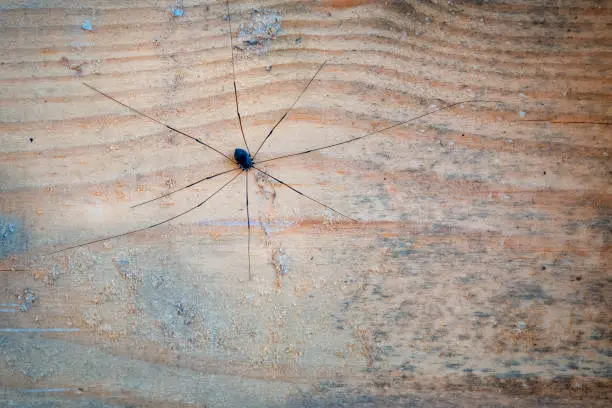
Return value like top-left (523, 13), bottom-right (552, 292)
top-left (1, 0), bottom-right (610, 406)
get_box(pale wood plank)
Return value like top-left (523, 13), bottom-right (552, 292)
top-left (1, 0), bottom-right (610, 406)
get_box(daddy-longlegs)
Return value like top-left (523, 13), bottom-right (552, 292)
top-left (48, 1), bottom-right (499, 281)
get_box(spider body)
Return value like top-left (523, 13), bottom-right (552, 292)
top-left (234, 148), bottom-right (253, 170)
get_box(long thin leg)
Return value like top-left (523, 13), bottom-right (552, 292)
top-left (83, 83), bottom-right (234, 164)
top-left (245, 170), bottom-right (252, 280)
top-left (225, 0), bottom-right (250, 154)
top-left (131, 167), bottom-right (240, 208)
top-left (253, 166), bottom-right (357, 222)
top-left (255, 100), bottom-right (501, 165)
top-left (47, 171), bottom-right (243, 255)
top-left (252, 60), bottom-right (328, 160)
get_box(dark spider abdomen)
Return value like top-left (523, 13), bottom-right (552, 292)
top-left (234, 148), bottom-right (253, 170)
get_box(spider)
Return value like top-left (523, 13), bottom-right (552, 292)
top-left (47, 0), bottom-right (496, 281)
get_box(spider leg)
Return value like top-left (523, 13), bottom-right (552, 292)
top-left (131, 167), bottom-right (240, 208)
top-left (256, 100), bottom-right (501, 165)
top-left (82, 83), bottom-right (234, 163)
top-left (252, 60), bottom-right (328, 160)
top-left (48, 171), bottom-right (243, 255)
top-left (225, 0), bottom-right (250, 154)
top-left (253, 166), bottom-right (357, 223)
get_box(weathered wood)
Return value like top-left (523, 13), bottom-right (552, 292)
top-left (1, 0), bottom-right (610, 406)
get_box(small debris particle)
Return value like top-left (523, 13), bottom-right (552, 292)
top-left (237, 9), bottom-right (282, 55)
top-left (81, 20), bottom-right (93, 31)
top-left (173, 8), bottom-right (184, 17)
top-left (265, 65), bottom-right (272, 72)
top-left (519, 111), bottom-right (526, 118)
top-left (295, 36), bottom-right (302, 44)
top-left (175, 302), bottom-right (197, 325)
top-left (29, 137), bottom-right (34, 143)
top-left (20, 288), bottom-right (39, 312)
top-left (503, 195), bottom-right (511, 199)
top-left (506, 139), bottom-right (513, 143)
top-left (71, 62), bottom-right (85, 73)
top-left (61, 56), bottom-right (86, 73)
top-left (112, 258), bottom-right (142, 282)
top-left (272, 247), bottom-right (289, 276)
top-left (425, 17), bottom-right (432, 23)
top-left (519, 93), bottom-right (527, 97)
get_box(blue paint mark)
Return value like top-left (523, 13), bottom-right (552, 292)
top-left (210, 327), bottom-right (217, 346)
top-left (173, 8), bottom-right (184, 17)
top-left (24, 388), bottom-right (78, 394)
top-left (392, 249), bottom-right (415, 258)
top-left (495, 370), bottom-right (536, 379)
top-left (399, 362), bottom-right (416, 371)
top-left (81, 20), bottom-right (93, 31)
top-left (0, 328), bottom-right (80, 333)
top-left (0, 214), bottom-right (28, 259)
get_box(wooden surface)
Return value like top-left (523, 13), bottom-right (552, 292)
top-left (1, 0), bottom-right (610, 406)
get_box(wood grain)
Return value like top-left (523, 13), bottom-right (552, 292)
top-left (1, 0), bottom-right (610, 406)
